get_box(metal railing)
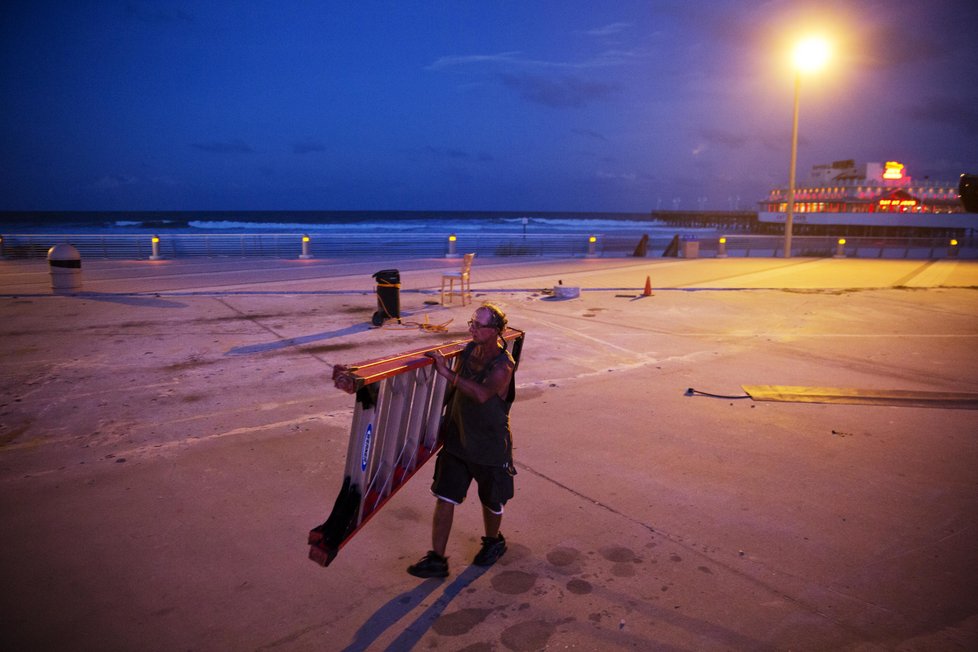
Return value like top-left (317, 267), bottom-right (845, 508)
top-left (0, 232), bottom-right (596, 260)
top-left (577, 234), bottom-right (973, 259)
top-left (696, 234), bottom-right (974, 259)
top-left (0, 232), bottom-right (973, 260)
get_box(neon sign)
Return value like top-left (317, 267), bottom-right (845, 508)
top-left (882, 161), bottom-right (905, 180)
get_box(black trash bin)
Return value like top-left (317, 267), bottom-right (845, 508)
top-left (372, 269), bottom-right (400, 326)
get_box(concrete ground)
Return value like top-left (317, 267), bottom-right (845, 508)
top-left (1, 255), bottom-right (977, 651)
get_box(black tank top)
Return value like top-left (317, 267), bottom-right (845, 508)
top-left (442, 342), bottom-right (515, 466)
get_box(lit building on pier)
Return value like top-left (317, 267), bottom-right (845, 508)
top-left (760, 159), bottom-right (961, 215)
top-left (757, 159), bottom-right (975, 235)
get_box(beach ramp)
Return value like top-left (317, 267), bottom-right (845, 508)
top-left (742, 385), bottom-right (978, 410)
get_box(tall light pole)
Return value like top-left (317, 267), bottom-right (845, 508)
top-left (783, 37), bottom-right (830, 258)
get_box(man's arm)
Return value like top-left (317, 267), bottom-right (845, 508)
top-left (456, 357), bottom-right (513, 404)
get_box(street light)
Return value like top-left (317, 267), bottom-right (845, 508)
top-left (783, 36), bottom-right (830, 258)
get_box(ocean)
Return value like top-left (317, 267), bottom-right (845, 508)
top-left (0, 210), bottom-right (690, 237)
top-left (0, 210), bottom-right (722, 259)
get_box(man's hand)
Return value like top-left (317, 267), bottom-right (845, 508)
top-left (425, 350), bottom-right (447, 374)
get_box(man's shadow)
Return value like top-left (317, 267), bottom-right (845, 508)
top-left (66, 291), bottom-right (187, 309)
top-left (341, 564), bottom-right (489, 652)
top-left (225, 323), bottom-right (372, 356)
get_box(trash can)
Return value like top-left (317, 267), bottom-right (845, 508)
top-left (372, 269), bottom-right (400, 326)
top-left (681, 239), bottom-right (699, 259)
top-left (48, 243), bottom-right (83, 291)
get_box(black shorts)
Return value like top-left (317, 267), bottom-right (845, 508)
top-left (431, 451), bottom-right (514, 514)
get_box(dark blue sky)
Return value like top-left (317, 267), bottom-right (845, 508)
top-left (2, 1), bottom-right (976, 212)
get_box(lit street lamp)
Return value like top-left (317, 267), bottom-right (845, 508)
top-left (783, 37), bottom-right (830, 258)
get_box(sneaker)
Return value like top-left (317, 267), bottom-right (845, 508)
top-left (473, 534), bottom-right (507, 567)
top-left (407, 551), bottom-right (449, 578)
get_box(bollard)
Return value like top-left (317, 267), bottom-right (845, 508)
top-left (586, 235), bottom-right (598, 258)
top-left (48, 243), bottom-right (82, 291)
top-left (372, 269), bottom-right (401, 326)
top-left (948, 239), bottom-right (959, 258)
top-left (717, 236), bottom-right (727, 258)
top-left (300, 234), bottom-right (314, 259)
top-left (834, 238), bottom-right (846, 259)
top-left (150, 234), bottom-right (164, 260)
top-left (446, 233), bottom-right (459, 258)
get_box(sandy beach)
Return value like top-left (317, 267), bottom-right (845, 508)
top-left (2, 255), bottom-right (978, 651)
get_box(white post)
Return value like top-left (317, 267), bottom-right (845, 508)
top-left (150, 235), bottom-right (163, 260)
top-left (300, 234), bottom-right (313, 259)
top-left (834, 238), bottom-right (846, 258)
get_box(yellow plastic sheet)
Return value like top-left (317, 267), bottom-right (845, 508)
top-left (742, 385), bottom-right (978, 410)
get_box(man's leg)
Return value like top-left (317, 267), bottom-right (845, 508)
top-left (474, 505), bottom-right (506, 566)
top-left (473, 464), bottom-right (509, 567)
top-left (408, 499), bottom-right (455, 578)
top-left (482, 505), bottom-right (502, 539)
top-left (432, 498), bottom-right (454, 557)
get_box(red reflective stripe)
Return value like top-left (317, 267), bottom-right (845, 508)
top-left (332, 327), bottom-right (523, 393)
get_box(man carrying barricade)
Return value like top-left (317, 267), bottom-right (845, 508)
top-left (408, 303), bottom-right (518, 578)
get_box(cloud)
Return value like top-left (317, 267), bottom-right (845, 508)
top-left (596, 170), bottom-right (638, 182)
top-left (428, 49), bottom-right (647, 71)
top-left (699, 128), bottom-right (750, 148)
top-left (699, 127), bottom-right (785, 153)
top-left (428, 46), bottom-right (644, 113)
top-left (572, 128), bottom-right (609, 142)
top-left (427, 52), bottom-right (525, 70)
top-left (904, 97), bottom-right (978, 134)
top-left (190, 139), bottom-right (254, 154)
top-left (500, 74), bottom-right (615, 108)
top-left (125, 2), bottom-right (193, 24)
top-left (853, 3), bottom-right (973, 70)
top-left (424, 146), bottom-right (469, 159)
top-left (148, 175), bottom-right (180, 186)
top-left (292, 139), bottom-right (327, 154)
top-left (408, 146), bottom-right (492, 164)
top-left (93, 174), bottom-right (138, 190)
top-left (583, 22), bottom-right (632, 38)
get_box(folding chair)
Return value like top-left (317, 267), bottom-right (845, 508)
top-left (440, 253), bottom-right (475, 305)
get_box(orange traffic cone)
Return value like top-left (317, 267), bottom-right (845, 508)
top-left (643, 275), bottom-right (653, 296)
